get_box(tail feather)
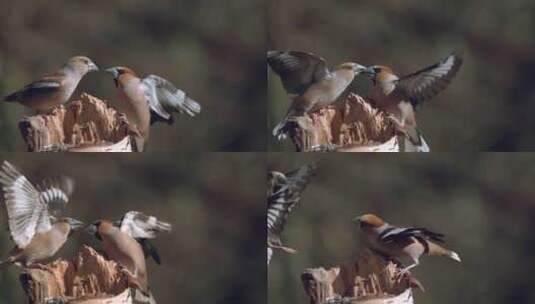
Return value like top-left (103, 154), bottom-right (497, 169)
top-left (428, 242), bottom-right (461, 262)
top-left (448, 250), bottom-right (461, 262)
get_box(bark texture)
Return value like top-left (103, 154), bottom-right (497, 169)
top-left (19, 245), bottom-right (155, 304)
top-left (301, 249), bottom-right (422, 304)
top-left (18, 93), bottom-right (136, 152)
top-left (283, 94), bottom-right (429, 152)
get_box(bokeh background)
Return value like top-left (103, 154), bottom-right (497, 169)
top-left (0, 0), bottom-right (266, 151)
top-left (268, 153), bottom-right (535, 303)
top-left (268, 0), bottom-right (535, 151)
top-left (0, 153), bottom-right (265, 303)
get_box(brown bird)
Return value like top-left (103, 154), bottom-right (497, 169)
top-left (0, 161), bottom-right (83, 268)
top-left (267, 50), bottom-right (372, 139)
top-left (106, 67), bottom-right (201, 151)
top-left (267, 163), bottom-right (316, 265)
top-left (365, 53), bottom-right (463, 146)
top-left (355, 214), bottom-right (461, 277)
top-left (86, 211), bottom-right (171, 294)
top-left (3, 56), bottom-right (99, 112)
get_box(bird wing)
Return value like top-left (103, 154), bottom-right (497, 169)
top-left (142, 75), bottom-right (201, 124)
top-left (267, 163), bottom-right (316, 237)
top-left (119, 211), bottom-right (172, 239)
top-left (0, 161), bottom-right (69, 248)
top-left (267, 50), bottom-right (330, 95)
top-left (395, 53), bottom-right (463, 107)
top-left (379, 226), bottom-right (445, 244)
top-left (4, 73), bottom-right (63, 101)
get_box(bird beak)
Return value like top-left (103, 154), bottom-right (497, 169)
top-left (85, 223), bottom-right (98, 235)
top-left (352, 216), bottom-right (362, 224)
top-left (359, 66), bottom-right (376, 77)
top-left (67, 218), bottom-right (85, 231)
top-left (88, 61), bottom-right (99, 72)
top-left (105, 67), bottom-right (119, 78)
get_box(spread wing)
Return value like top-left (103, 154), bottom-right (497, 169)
top-left (267, 50), bottom-right (330, 96)
top-left (396, 53), bottom-right (463, 107)
top-left (267, 163), bottom-right (316, 237)
top-left (119, 211), bottom-right (172, 264)
top-left (0, 161), bottom-right (70, 248)
top-left (379, 227), bottom-right (445, 244)
top-left (142, 75), bottom-right (201, 124)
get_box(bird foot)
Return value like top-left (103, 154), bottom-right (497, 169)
top-left (25, 263), bottom-right (51, 272)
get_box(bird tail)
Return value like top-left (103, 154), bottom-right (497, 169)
top-left (180, 96), bottom-right (201, 117)
top-left (428, 242), bottom-right (461, 262)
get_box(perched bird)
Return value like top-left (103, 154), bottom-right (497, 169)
top-left (267, 163), bottom-right (316, 265)
top-left (3, 56), bottom-right (99, 112)
top-left (0, 161), bottom-right (83, 267)
top-left (355, 214), bottom-right (461, 276)
top-left (267, 50), bottom-right (373, 139)
top-left (86, 211), bottom-right (171, 294)
top-left (365, 53), bottom-right (463, 146)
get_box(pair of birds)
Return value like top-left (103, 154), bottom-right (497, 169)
top-left (0, 161), bottom-right (171, 296)
top-left (2, 56), bottom-right (201, 151)
top-left (267, 164), bottom-right (461, 278)
top-left (268, 50), bottom-right (463, 147)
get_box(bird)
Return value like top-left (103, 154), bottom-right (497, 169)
top-left (355, 214), bottom-right (461, 277)
top-left (365, 53), bottom-right (463, 146)
top-left (86, 211), bottom-right (171, 294)
top-left (2, 56), bottom-right (99, 113)
top-left (267, 163), bottom-right (316, 265)
top-left (267, 50), bottom-right (373, 139)
top-left (106, 66), bottom-right (201, 124)
top-left (0, 161), bottom-right (83, 268)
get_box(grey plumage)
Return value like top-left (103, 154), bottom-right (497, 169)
top-left (142, 75), bottom-right (201, 125)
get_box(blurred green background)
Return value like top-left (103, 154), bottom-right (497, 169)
top-left (268, 153), bottom-right (535, 303)
top-left (0, 153), bottom-right (265, 303)
top-left (0, 0), bottom-right (266, 151)
top-left (268, 0), bottom-right (535, 151)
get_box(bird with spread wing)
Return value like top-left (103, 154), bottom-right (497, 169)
top-left (0, 161), bottom-right (83, 268)
top-left (366, 53), bottom-right (463, 147)
top-left (267, 163), bottom-right (316, 265)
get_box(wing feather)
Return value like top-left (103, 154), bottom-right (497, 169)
top-left (396, 53), bottom-right (463, 107)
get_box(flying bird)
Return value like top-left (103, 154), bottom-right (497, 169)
top-left (3, 56), bottom-right (99, 112)
top-left (267, 50), bottom-right (373, 139)
top-left (355, 214), bottom-right (461, 277)
top-left (0, 161), bottom-right (83, 268)
top-left (267, 163), bottom-right (316, 265)
top-left (365, 53), bottom-right (463, 146)
top-left (86, 211), bottom-right (171, 294)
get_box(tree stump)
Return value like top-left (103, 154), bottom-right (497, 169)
top-left (18, 93), bottom-right (138, 152)
top-left (283, 94), bottom-right (429, 152)
top-left (301, 249), bottom-right (424, 304)
top-left (19, 245), bottom-right (155, 304)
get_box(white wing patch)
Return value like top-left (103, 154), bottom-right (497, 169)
top-left (120, 211), bottom-right (172, 239)
top-left (0, 161), bottom-right (51, 248)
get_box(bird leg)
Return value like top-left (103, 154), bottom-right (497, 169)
top-left (396, 261), bottom-right (418, 282)
top-left (271, 244), bottom-right (297, 254)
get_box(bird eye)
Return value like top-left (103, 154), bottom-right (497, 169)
top-left (84, 59), bottom-right (89, 64)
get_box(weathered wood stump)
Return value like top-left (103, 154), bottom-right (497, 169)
top-left (19, 245), bottom-right (155, 304)
top-left (283, 94), bottom-right (429, 152)
top-left (301, 249), bottom-right (423, 304)
top-left (18, 93), bottom-right (137, 152)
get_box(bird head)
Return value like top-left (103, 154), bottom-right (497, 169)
top-left (105, 67), bottom-right (137, 87)
top-left (85, 219), bottom-right (114, 241)
top-left (366, 65), bottom-right (398, 84)
top-left (354, 214), bottom-right (386, 229)
top-left (57, 217), bottom-right (84, 235)
top-left (337, 62), bottom-right (373, 76)
top-left (67, 56), bottom-right (99, 74)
